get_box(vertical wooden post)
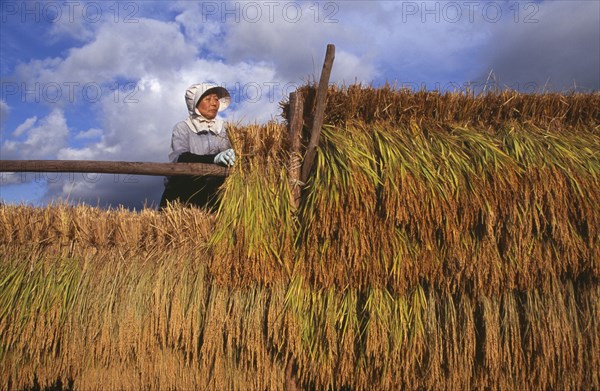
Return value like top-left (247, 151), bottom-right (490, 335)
top-left (300, 44), bottom-right (335, 185)
top-left (287, 91), bottom-right (304, 207)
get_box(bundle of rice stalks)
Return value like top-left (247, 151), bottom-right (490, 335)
top-left (298, 120), bottom-right (599, 295)
top-left (0, 244), bottom-right (295, 390)
top-left (207, 122), bottom-right (297, 286)
top-left (277, 277), bottom-right (599, 390)
top-left (283, 84), bottom-right (600, 131)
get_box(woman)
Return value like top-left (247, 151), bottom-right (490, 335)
top-left (159, 83), bottom-right (235, 210)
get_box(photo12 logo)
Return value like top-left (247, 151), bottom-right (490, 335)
top-left (1, 82), bottom-right (139, 104)
top-left (201, 1), bottom-right (339, 23)
top-left (400, 1), bottom-right (539, 23)
top-left (1, 171), bottom-right (140, 185)
top-left (223, 81), bottom-right (302, 104)
top-left (1, 1), bottom-right (139, 24)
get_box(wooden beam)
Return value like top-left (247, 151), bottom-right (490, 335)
top-left (287, 91), bottom-right (304, 206)
top-left (300, 44), bottom-right (335, 184)
top-left (0, 160), bottom-right (230, 177)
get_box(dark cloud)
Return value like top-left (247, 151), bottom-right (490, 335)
top-left (43, 175), bottom-right (164, 210)
top-left (478, 1), bottom-right (599, 92)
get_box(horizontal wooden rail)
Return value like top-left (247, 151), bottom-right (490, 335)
top-left (0, 160), bottom-right (230, 177)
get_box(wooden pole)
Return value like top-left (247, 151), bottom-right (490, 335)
top-left (300, 44), bottom-right (335, 184)
top-left (287, 91), bottom-right (304, 206)
top-left (284, 47), bottom-right (335, 384)
top-left (0, 160), bottom-right (230, 177)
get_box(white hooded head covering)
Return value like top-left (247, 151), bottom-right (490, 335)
top-left (184, 83), bottom-right (231, 134)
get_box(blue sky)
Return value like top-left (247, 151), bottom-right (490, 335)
top-left (1, 0), bottom-right (599, 209)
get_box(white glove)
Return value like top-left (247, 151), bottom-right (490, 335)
top-left (214, 148), bottom-right (236, 167)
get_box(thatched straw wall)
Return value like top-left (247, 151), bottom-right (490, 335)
top-left (1, 86), bottom-right (599, 390)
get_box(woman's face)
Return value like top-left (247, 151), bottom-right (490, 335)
top-left (197, 93), bottom-right (220, 119)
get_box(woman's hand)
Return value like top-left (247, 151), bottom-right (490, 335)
top-left (214, 148), bottom-right (236, 167)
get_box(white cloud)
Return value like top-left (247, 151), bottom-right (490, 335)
top-left (12, 116), bottom-right (37, 137)
top-left (215, 2), bottom-right (379, 83)
top-left (1, 109), bottom-right (69, 160)
top-left (15, 17), bottom-right (194, 87)
top-left (57, 146), bottom-right (96, 160)
top-left (46, 2), bottom-right (97, 43)
top-left (75, 128), bottom-right (103, 140)
top-left (0, 173), bottom-right (22, 186)
top-left (0, 100), bottom-right (10, 128)
top-left (331, 50), bottom-right (378, 85)
top-left (174, 3), bottom-right (224, 49)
